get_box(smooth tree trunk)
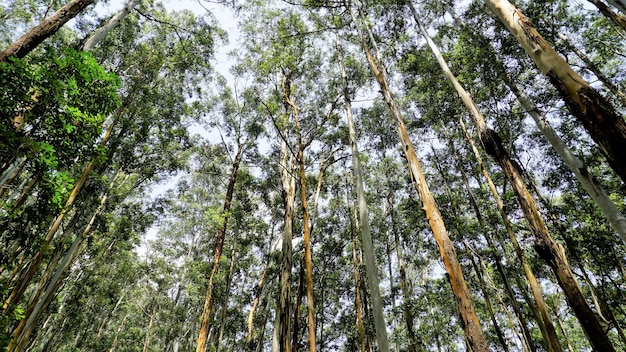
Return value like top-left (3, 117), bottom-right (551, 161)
top-left (272, 138), bottom-right (296, 352)
top-left (81, 0), bottom-right (141, 51)
top-left (447, 133), bottom-right (537, 352)
top-left (283, 79), bottom-right (317, 352)
top-left (442, 2), bottom-right (626, 243)
top-left (216, 241), bottom-right (237, 352)
top-left (388, 195), bottom-right (423, 352)
top-left (349, 4), bottom-right (490, 351)
top-left (463, 241), bottom-right (510, 352)
top-left (346, 187), bottom-right (367, 352)
top-left (0, 0), bottom-right (96, 61)
top-left (483, 0), bottom-right (626, 185)
top-left (337, 35), bottom-right (391, 352)
top-left (196, 142), bottom-right (244, 352)
top-left (606, 0), bottom-right (626, 14)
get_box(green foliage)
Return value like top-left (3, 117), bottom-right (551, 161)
top-left (0, 47), bottom-right (119, 203)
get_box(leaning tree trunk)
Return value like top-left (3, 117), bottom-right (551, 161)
top-left (410, 3), bottom-right (615, 350)
top-left (0, 0), bottom-right (96, 61)
top-left (441, 1), bottom-right (626, 243)
top-left (337, 34), bottom-right (391, 352)
top-left (196, 142), bottom-right (244, 352)
top-left (81, 0), bottom-right (141, 51)
top-left (409, 3), bottom-right (563, 350)
top-left (349, 4), bottom-right (490, 351)
top-left (483, 0), bottom-right (626, 185)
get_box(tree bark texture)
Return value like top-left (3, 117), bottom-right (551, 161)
top-left (484, 0), bottom-right (626, 185)
top-left (0, 0), bottom-right (96, 62)
top-left (349, 4), bottom-right (490, 351)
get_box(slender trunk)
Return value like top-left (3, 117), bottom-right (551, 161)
top-left (484, 0), bottom-right (626, 185)
top-left (248, 240), bottom-right (277, 343)
top-left (0, 0), bottom-right (96, 61)
top-left (196, 142), bottom-right (244, 352)
top-left (292, 258), bottom-right (305, 352)
top-left (430, 145), bottom-right (511, 352)
top-left (388, 195), bottom-right (421, 352)
top-left (8, 189), bottom-right (109, 351)
top-left (442, 1), bottom-right (626, 243)
top-left (283, 78), bottom-right (317, 352)
top-left (0, 157), bottom-right (26, 199)
top-left (412, 2), bottom-right (610, 349)
top-left (554, 307), bottom-right (576, 352)
top-left (108, 314), bottom-right (128, 352)
top-left (558, 32), bottom-right (626, 105)
top-left (347, 186), bottom-right (366, 352)
top-left (337, 34), bottom-right (390, 352)
top-left (273, 138), bottom-right (296, 352)
top-left (606, 0), bottom-right (626, 15)
top-left (445, 135), bottom-right (536, 352)
top-left (349, 4), bottom-right (489, 351)
top-left (216, 241), bottom-right (237, 352)
top-left (464, 242), bottom-right (510, 352)
top-left (143, 294), bottom-right (160, 352)
top-left (81, 0), bottom-right (140, 51)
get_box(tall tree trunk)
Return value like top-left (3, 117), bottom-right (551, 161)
top-left (462, 112), bottom-right (614, 351)
top-left (272, 138), bottom-right (296, 352)
top-left (248, 237), bottom-right (278, 344)
top-left (430, 145), bottom-right (513, 352)
top-left (463, 241), bottom-right (510, 352)
top-left (347, 186), bottom-right (367, 352)
top-left (442, 1), bottom-right (626, 243)
top-left (483, 0), bottom-right (626, 185)
top-left (81, 0), bottom-right (141, 51)
top-left (292, 258), bottom-right (305, 352)
top-left (411, 3), bottom-right (613, 349)
top-left (337, 34), bottom-right (391, 352)
top-left (349, 4), bottom-right (489, 351)
top-left (216, 241), bottom-right (237, 352)
top-left (388, 194), bottom-right (423, 352)
top-left (143, 293), bottom-right (160, 352)
top-left (0, 0), bottom-right (96, 61)
top-left (444, 135), bottom-right (537, 352)
top-left (196, 142), bottom-right (244, 352)
top-left (8, 186), bottom-right (111, 352)
top-left (283, 78), bottom-right (317, 352)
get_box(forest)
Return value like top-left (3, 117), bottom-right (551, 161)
top-left (0, 0), bottom-right (625, 350)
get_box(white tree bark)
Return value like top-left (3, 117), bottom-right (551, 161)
top-left (337, 34), bottom-right (391, 352)
top-left (82, 0), bottom-right (141, 51)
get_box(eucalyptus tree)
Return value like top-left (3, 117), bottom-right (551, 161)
top-left (0, 0), bottom-right (96, 62)
top-left (483, 0), bottom-right (626, 185)
top-left (347, 2), bottom-right (490, 350)
top-left (196, 79), bottom-right (265, 352)
top-left (336, 34), bottom-right (391, 352)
